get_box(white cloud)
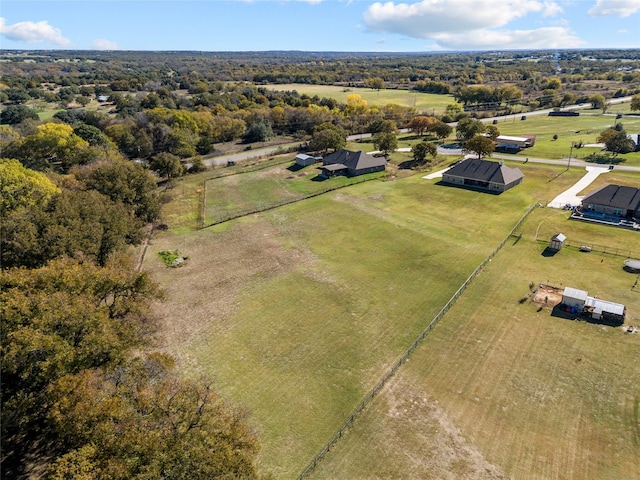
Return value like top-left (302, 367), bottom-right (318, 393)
top-left (92, 38), bottom-right (121, 50)
top-left (588, 0), bottom-right (640, 17)
top-left (542, 1), bottom-right (563, 16)
top-left (0, 17), bottom-right (71, 46)
top-left (361, 0), bottom-right (579, 49)
top-left (433, 27), bottom-right (585, 50)
top-left (363, 0), bottom-right (562, 37)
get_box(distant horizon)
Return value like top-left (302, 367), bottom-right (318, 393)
top-left (2, 1), bottom-right (639, 52)
top-left (2, 47), bottom-right (639, 55)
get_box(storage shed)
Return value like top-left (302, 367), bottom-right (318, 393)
top-left (562, 287), bottom-right (588, 311)
top-left (549, 233), bottom-right (566, 251)
top-left (295, 154), bottom-right (321, 167)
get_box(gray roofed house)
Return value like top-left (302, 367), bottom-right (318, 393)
top-left (320, 149), bottom-right (386, 177)
top-left (441, 158), bottom-right (523, 193)
top-left (581, 184), bottom-right (640, 219)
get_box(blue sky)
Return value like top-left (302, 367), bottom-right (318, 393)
top-left (1, 0), bottom-right (639, 52)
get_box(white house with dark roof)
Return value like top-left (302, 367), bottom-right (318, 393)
top-left (441, 158), bottom-right (523, 193)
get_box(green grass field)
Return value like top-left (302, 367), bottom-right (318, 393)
top-left (489, 111), bottom-right (640, 165)
top-left (203, 162), bottom-right (384, 225)
top-left (143, 154), bottom-right (640, 479)
top-left (263, 84), bottom-right (455, 115)
top-left (310, 207), bottom-right (640, 479)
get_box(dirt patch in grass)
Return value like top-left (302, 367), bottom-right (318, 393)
top-left (312, 370), bottom-right (505, 480)
top-left (532, 284), bottom-right (564, 307)
top-left (146, 218), bottom-right (322, 365)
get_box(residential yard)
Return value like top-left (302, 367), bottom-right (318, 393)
top-left (138, 156), bottom-right (640, 479)
top-left (310, 206), bottom-right (640, 480)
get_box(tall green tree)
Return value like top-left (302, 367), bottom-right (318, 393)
top-left (308, 122), bottom-right (346, 153)
top-left (1, 189), bottom-right (142, 268)
top-left (73, 158), bottom-right (161, 223)
top-left (1, 257), bottom-right (162, 476)
top-left (466, 135), bottom-right (495, 159)
top-left (372, 132), bottom-right (398, 156)
top-left (0, 159), bottom-right (60, 212)
top-left (46, 356), bottom-right (261, 480)
top-left (456, 117), bottom-right (486, 144)
top-left (149, 152), bottom-right (185, 181)
top-left (411, 142), bottom-right (438, 166)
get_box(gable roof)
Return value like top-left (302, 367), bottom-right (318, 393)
top-left (323, 150), bottom-right (386, 171)
top-left (582, 184), bottom-right (640, 211)
top-left (445, 158), bottom-right (523, 185)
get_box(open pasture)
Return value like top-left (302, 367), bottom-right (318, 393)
top-left (141, 158), bottom-right (640, 478)
top-left (203, 162), bottom-right (384, 225)
top-left (263, 83), bottom-right (454, 115)
top-left (311, 205), bottom-right (640, 480)
top-left (491, 112), bottom-right (640, 165)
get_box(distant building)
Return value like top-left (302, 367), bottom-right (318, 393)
top-left (496, 135), bottom-right (535, 149)
top-left (319, 149), bottom-right (386, 177)
top-left (441, 158), bottom-right (523, 193)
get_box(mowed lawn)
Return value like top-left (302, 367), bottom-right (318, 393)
top-left (487, 111), bottom-right (640, 166)
top-left (263, 83), bottom-right (455, 115)
top-left (144, 161), bottom-right (639, 479)
top-left (203, 163), bottom-right (383, 225)
top-left (310, 207), bottom-right (640, 480)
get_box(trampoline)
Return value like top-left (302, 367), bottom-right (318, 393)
top-left (624, 259), bottom-right (640, 273)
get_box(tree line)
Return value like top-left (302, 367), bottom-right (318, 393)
top-left (1, 157), bottom-right (267, 479)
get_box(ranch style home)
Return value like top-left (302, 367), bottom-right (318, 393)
top-left (319, 149), bottom-right (386, 177)
top-left (580, 184), bottom-right (640, 220)
top-left (441, 158), bottom-right (524, 193)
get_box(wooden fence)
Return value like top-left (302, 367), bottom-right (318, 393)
top-left (296, 203), bottom-right (539, 479)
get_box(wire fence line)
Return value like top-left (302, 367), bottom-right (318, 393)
top-left (296, 203), bottom-right (539, 480)
top-left (536, 238), bottom-right (640, 259)
top-left (200, 174), bottom-right (382, 229)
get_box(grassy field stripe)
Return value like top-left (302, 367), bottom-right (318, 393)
top-left (201, 174), bottom-right (381, 229)
top-left (296, 203), bottom-right (538, 480)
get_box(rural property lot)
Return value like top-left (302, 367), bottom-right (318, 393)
top-left (144, 160), bottom-right (640, 479)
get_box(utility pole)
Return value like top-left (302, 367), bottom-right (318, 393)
top-left (567, 142), bottom-right (574, 170)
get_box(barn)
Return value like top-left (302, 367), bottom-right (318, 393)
top-left (584, 297), bottom-right (626, 324)
top-left (549, 233), bottom-right (566, 251)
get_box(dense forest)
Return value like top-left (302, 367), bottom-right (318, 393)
top-left (1, 48), bottom-right (639, 479)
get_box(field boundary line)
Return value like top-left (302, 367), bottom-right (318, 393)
top-left (296, 203), bottom-right (539, 480)
top-left (200, 174), bottom-right (383, 229)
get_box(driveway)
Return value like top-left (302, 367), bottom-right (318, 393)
top-left (547, 166), bottom-right (611, 208)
